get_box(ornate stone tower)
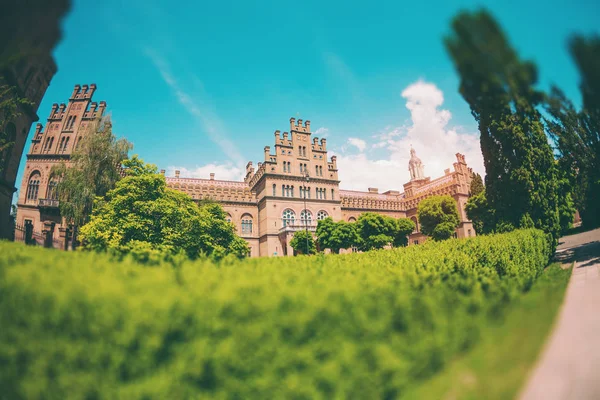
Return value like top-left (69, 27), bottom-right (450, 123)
top-left (14, 84), bottom-right (106, 248)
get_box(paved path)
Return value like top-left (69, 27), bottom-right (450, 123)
top-left (519, 228), bottom-right (600, 400)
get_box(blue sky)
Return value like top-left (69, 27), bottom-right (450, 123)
top-left (15, 0), bottom-right (599, 195)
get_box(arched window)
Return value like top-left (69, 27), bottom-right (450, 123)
top-left (241, 214), bottom-right (253, 234)
top-left (348, 217), bottom-right (357, 223)
top-left (226, 213), bottom-right (232, 224)
top-left (62, 137), bottom-right (70, 152)
top-left (26, 171), bottom-right (41, 202)
top-left (300, 209), bottom-right (312, 226)
top-left (58, 137), bottom-right (66, 152)
top-left (317, 210), bottom-right (328, 220)
top-left (272, 184), bottom-right (276, 196)
top-left (282, 209), bottom-right (295, 227)
top-left (47, 179), bottom-right (58, 200)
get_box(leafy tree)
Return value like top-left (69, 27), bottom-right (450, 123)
top-left (570, 35), bottom-right (600, 135)
top-left (465, 190), bottom-right (495, 235)
top-left (315, 217), bottom-right (336, 250)
top-left (122, 155), bottom-right (158, 176)
top-left (356, 212), bottom-right (398, 251)
top-left (470, 173), bottom-right (484, 196)
top-left (417, 195), bottom-right (460, 241)
top-left (79, 157), bottom-right (248, 261)
top-left (544, 35), bottom-right (600, 229)
top-left (393, 218), bottom-right (416, 247)
top-left (445, 10), bottom-right (561, 244)
top-left (316, 218), bottom-right (359, 254)
top-left (53, 116), bottom-right (132, 248)
top-left (0, 84), bottom-right (32, 174)
top-left (290, 230), bottom-right (317, 255)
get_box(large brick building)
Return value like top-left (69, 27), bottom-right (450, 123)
top-left (15, 84), bottom-right (106, 247)
top-left (14, 85), bottom-right (475, 255)
top-left (164, 118), bottom-right (475, 257)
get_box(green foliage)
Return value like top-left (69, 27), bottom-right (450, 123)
top-left (122, 154), bottom-right (158, 176)
top-left (417, 195), bottom-right (460, 241)
top-left (79, 158), bottom-right (249, 262)
top-left (404, 263), bottom-right (571, 400)
top-left (466, 190), bottom-right (495, 235)
top-left (316, 217), bottom-right (359, 254)
top-left (289, 230), bottom-right (317, 255)
top-left (445, 10), bottom-right (561, 245)
top-left (470, 172), bottom-right (484, 196)
top-left (0, 229), bottom-right (552, 398)
top-left (545, 34), bottom-right (600, 230)
top-left (53, 116), bottom-right (132, 231)
top-left (355, 212), bottom-right (397, 250)
top-left (394, 218), bottom-right (416, 247)
top-left (0, 84), bottom-right (33, 173)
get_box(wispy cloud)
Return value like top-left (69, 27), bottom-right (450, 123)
top-left (314, 127), bottom-right (329, 138)
top-left (144, 49), bottom-right (244, 165)
top-left (347, 138), bottom-right (367, 152)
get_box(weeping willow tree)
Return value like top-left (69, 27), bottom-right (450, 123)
top-left (52, 115), bottom-right (131, 248)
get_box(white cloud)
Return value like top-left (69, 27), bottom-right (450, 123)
top-left (314, 127), bottom-right (329, 138)
top-left (347, 137), bottom-right (367, 152)
top-left (335, 80), bottom-right (484, 191)
top-left (167, 163), bottom-right (244, 181)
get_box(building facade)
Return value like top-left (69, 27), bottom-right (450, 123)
top-left (165, 118), bottom-right (475, 257)
top-left (0, 0), bottom-right (70, 240)
top-left (15, 84), bottom-right (106, 247)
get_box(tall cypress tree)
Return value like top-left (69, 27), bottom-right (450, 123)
top-left (567, 35), bottom-right (600, 227)
top-left (445, 10), bottom-right (560, 243)
top-left (469, 173), bottom-right (484, 196)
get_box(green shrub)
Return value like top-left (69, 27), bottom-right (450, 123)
top-left (0, 229), bottom-right (551, 399)
top-left (289, 230), bottom-right (317, 255)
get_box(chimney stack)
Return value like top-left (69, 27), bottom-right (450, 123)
top-left (160, 169), bottom-right (165, 175)
top-left (210, 173), bottom-right (215, 180)
top-left (175, 170), bottom-right (180, 178)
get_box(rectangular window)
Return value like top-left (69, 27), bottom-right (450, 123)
top-left (242, 220), bottom-right (252, 234)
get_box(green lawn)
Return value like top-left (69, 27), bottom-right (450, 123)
top-left (403, 263), bottom-right (571, 400)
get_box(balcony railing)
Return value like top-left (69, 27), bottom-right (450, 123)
top-left (279, 221), bottom-right (317, 234)
top-left (38, 198), bottom-right (60, 208)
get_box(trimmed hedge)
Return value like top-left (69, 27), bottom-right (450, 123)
top-left (0, 229), bottom-right (551, 399)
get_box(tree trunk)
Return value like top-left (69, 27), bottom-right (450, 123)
top-left (71, 225), bottom-right (78, 251)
